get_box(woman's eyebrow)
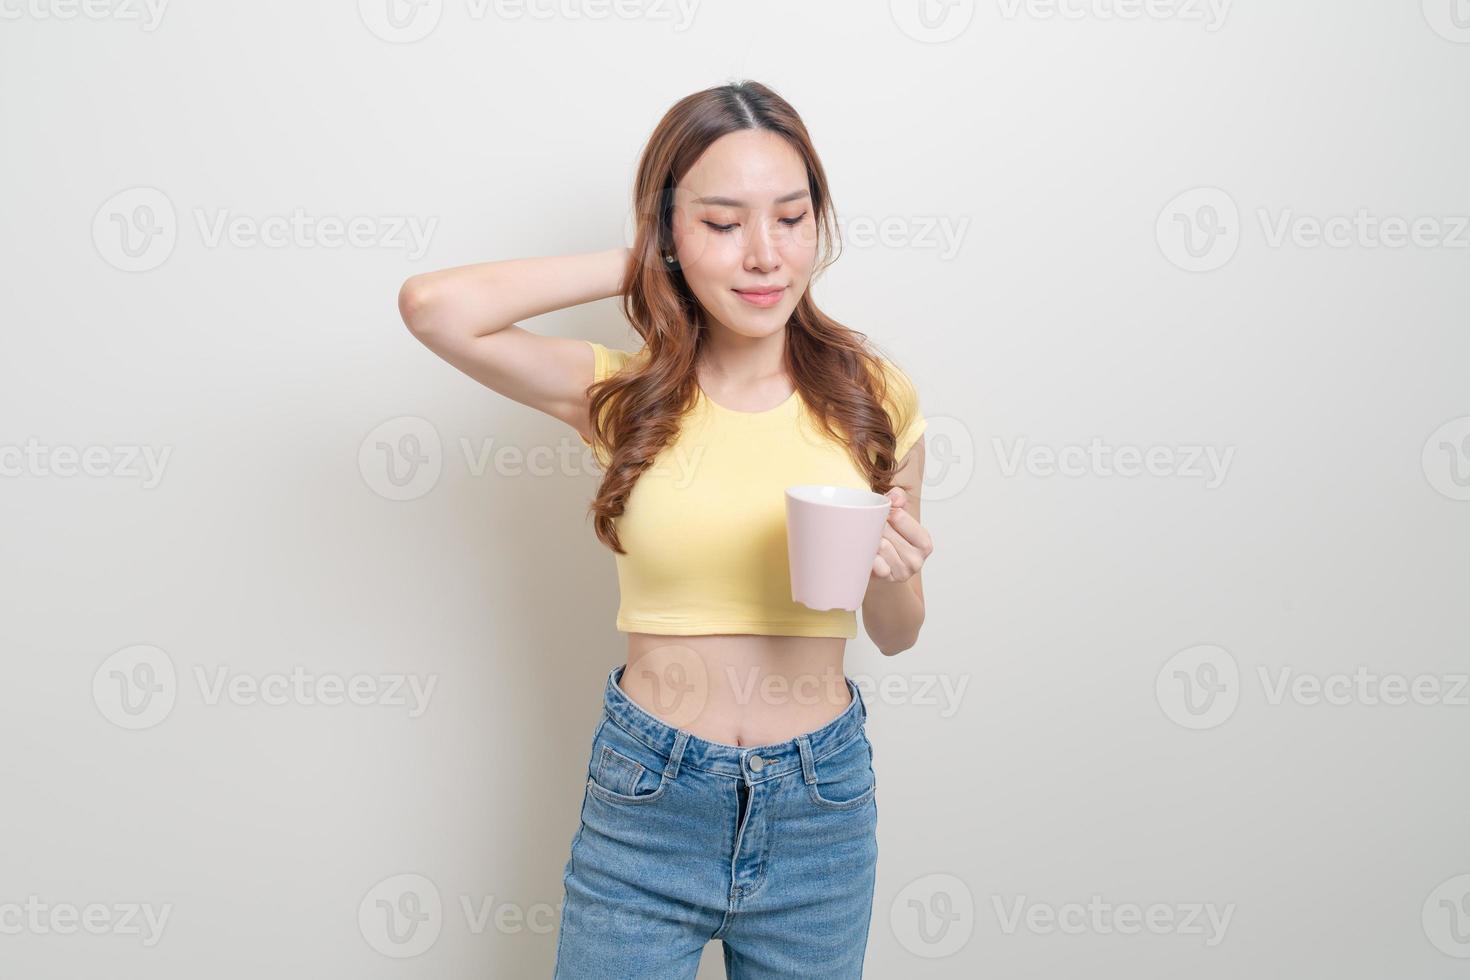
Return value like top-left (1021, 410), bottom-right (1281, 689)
top-left (692, 189), bottom-right (810, 207)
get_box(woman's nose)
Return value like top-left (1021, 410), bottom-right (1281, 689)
top-left (744, 222), bottom-right (779, 270)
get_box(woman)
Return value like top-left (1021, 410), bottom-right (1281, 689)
top-left (398, 80), bottom-right (933, 979)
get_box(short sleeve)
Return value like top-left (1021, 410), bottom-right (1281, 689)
top-left (587, 340), bottom-right (634, 386)
top-left (580, 341), bottom-right (637, 461)
top-left (879, 357), bottom-right (927, 463)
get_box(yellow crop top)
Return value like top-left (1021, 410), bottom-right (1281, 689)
top-left (580, 340), bottom-right (927, 639)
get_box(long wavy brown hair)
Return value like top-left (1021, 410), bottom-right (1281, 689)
top-left (587, 80), bottom-right (918, 555)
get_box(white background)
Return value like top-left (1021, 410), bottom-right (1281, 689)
top-left (3, 0), bottom-right (1469, 976)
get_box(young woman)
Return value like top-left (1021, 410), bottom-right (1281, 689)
top-left (399, 80), bottom-right (933, 979)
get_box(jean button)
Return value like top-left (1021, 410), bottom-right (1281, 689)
top-left (748, 754), bottom-right (765, 773)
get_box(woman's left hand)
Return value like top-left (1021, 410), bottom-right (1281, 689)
top-left (870, 487), bottom-right (932, 584)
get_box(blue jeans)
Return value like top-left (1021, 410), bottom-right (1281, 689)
top-left (552, 663), bottom-right (879, 979)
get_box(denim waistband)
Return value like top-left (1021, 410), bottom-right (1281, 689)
top-left (602, 662), bottom-right (868, 783)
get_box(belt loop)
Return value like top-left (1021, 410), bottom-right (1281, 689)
top-left (665, 730), bottom-right (689, 780)
top-left (852, 676), bottom-right (867, 721)
top-left (795, 734), bottom-right (817, 785)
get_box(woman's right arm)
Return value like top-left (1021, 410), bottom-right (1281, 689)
top-left (397, 247), bottom-right (631, 437)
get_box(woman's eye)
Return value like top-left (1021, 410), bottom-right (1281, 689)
top-left (703, 213), bottom-right (807, 234)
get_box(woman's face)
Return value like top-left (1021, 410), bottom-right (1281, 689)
top-left (668, 129), bottom-right (819, 340)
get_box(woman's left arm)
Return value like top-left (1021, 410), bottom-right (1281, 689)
top-left (861, 440), bottom-right (931, 656)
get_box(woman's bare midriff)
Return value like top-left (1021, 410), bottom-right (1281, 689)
top-left (620, 632), bottom-right (852, 747)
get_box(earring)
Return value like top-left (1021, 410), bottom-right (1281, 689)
top-left (663, 253), bottom-right (677, 264)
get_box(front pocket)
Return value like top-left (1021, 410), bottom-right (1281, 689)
top-left (588, 744), bottom-right (668, 805)
top-left (806, 734), bottom-right (877, 811)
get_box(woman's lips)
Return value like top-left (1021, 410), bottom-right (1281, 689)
top-left (733, 287), bottom-right (785, 308)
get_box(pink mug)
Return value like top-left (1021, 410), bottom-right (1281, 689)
top-left (785, 485), bottom-right (892, 612)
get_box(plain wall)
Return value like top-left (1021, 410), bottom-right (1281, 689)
top-left (3, 1), bottom-right (1469, 976)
